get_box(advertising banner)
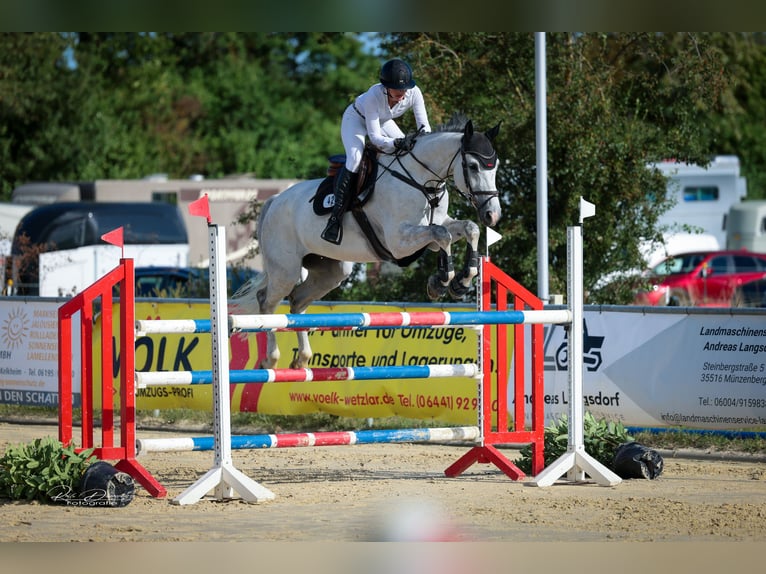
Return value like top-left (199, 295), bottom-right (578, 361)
top-left (531, 311), bottom-right (766, 429)
top-left (0, 299), bottom-right (80, 406)
top-left (2, 296), bottom-right (764, 431)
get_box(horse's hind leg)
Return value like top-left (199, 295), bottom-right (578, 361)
top-left (230, 271), bottom-right (280, 369)
top-left (286, 258), bottom-right (353, 368)
top-left (256, 266), bottom-right (303, 369)
top-left (252, 285), bottom-right (283, 370)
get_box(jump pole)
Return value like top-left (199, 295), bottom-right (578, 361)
top-left (137, 426), bottom-right (481, 454)
top-left (530, 198), bottom-right (621, 487)
top-left (135, 309), bottom-right (569, 334)
top-left (172, 204), bottom-right (275, 505)
top-left (135, 363), bottom-right (481, 385)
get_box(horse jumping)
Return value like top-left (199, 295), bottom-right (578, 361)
top-left (234, 114), bottom-right (502, 369)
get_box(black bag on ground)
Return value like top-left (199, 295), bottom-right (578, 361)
top-left (79, 461), bottom-right (135, 507)
top-left (612, 441), bottom-right (664, 479)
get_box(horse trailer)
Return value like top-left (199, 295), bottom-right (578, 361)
top-left (726, 200), bottom-right (766, 253)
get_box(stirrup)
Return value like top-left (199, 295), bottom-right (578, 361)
top-left (321, 217), bottom-right (343, 245)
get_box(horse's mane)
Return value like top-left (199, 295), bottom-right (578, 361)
top-left (428, 112), bottom-right (497, 160)
top-left (432, 112), bottom-right (471, 134)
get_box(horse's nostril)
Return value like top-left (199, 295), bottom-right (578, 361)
top-left (484, 211), bottom-right (497, 226)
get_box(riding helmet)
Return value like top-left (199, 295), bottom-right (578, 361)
top-left (380, 59), bottom-right (416, 89)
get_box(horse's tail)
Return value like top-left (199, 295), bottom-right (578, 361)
top-left (230, 270), bottom-right (267, 314)
top-left (230, 196), bottom-right (275, 314)
top-left (255, 194), bottom-right (276, 242)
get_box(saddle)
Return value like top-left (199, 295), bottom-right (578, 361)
top-left (312, 145), bottom-right (377, 216)
top-left (311, 144), bottom-right (425, 267)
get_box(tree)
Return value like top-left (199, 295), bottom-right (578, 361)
top-left (0, 33), bottom-right (76, 198)
top-left (158, 32), bottom-right (380, 180)
top-left (0, 32), bottom-right (381, 198)
top-left (336, 33), bottom-right (728, 304)
top-left (700, 33), bottom-right (766, 201)
top-left (2, 33), bottom-right (759, 307)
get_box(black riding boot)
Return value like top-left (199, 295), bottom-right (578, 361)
top-left (321, 167), bottom-right (355, 245)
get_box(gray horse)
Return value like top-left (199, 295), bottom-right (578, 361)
top-left (234, 115), bottom-right (502, 368)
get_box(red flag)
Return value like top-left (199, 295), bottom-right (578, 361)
top-left (101, 226), bottom-right (124, 247)
top-left (189, 194), bottom-right (211, 223)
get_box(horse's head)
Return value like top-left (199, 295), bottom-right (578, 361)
top-left (456, 120), bottom-right (502, 228)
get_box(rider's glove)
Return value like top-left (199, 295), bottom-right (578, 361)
top-left (393, 134), bottom-right (415, 152)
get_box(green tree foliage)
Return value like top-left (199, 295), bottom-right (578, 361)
top-left (0, 32), bottom-right (380, 197)
top-left (3, 33), bottom-right (766, 305)
top-left (345, 32), bottom-right (729, 303)
top-left (0, 33), bottom-right (76, 195)
top-left (700, 33), bottom-right (766, 200)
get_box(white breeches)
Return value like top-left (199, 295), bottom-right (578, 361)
top-left (341, 105), bottom-right (404, 173)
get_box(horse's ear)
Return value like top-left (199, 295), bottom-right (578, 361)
top-left (485, 121), bottom-right (501, 142)
top-left (463, 120), bottom-right (474, 139)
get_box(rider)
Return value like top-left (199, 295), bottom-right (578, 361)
top-left (321, 58), bottom-right (432, 244)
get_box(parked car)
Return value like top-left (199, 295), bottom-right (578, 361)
top-left (633, 250), bottom-right (766, 307)
top-left (134, 266), bottom-right (260, 298)
top-left (731, 276), bottom-right (766, 308)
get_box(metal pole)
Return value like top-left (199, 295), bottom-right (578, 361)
top-left (535, 32), bottom-right (550, 303)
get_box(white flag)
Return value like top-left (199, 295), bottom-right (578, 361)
top-left (579, 197), bottom-right (596, 223)
top-left (486, 227), bottom-right (502, 247)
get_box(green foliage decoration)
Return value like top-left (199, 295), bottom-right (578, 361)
top-left (0, 437), bottom-right (95, 503)
top-left (514, 412), bottom-right (633, 475)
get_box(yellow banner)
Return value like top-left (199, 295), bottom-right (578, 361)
top-left (97, 300), bottom-right (511, 425)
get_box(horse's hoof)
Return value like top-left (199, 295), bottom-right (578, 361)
top-left (448, 279), bottom-right (471, 300)
top-left (427, 275), bottom-right (448, 300)
top-left (288, 357), bottom-right (310, 369)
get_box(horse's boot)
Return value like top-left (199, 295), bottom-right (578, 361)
top-left (321, 167), bottom-right (355, 244)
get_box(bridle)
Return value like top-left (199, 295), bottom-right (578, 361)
top-left (456, 132), bottom-right (500, 213)
top-left (379, 131), bottom-right (499, 223)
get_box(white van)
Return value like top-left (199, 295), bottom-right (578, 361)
top-left (726, 200), bottom-right (766, 253)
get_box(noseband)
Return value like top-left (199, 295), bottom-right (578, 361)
top-left (455, 133), bottom-right (499, 212)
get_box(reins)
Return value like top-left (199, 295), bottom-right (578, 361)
top-left (377, 131), bottom-right (499, 223)
top-left (384, 150), bottom-right (453, 224)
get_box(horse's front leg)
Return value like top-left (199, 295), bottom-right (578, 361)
top-left (389, 222), bottom-right (455, 300)
top-left (427, 247), bottom-right (454, 300)
top-left (443, 220), bottom-right (480, 299)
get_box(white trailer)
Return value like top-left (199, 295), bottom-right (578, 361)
top-left (11, 176), bottom-right (299, 268)
top-left (651, 155), bottom-right (748, 250)
top-left (38, 244), bottom-right (188, 297)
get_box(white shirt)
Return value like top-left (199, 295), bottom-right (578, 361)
top-left (353, 83), bottom-right (431, 153)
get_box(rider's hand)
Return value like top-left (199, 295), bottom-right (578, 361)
top-left (394, 135), bottom-right (415, 152)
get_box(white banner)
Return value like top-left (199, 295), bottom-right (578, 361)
top-left (525, 309), bottom-right (766, 430)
